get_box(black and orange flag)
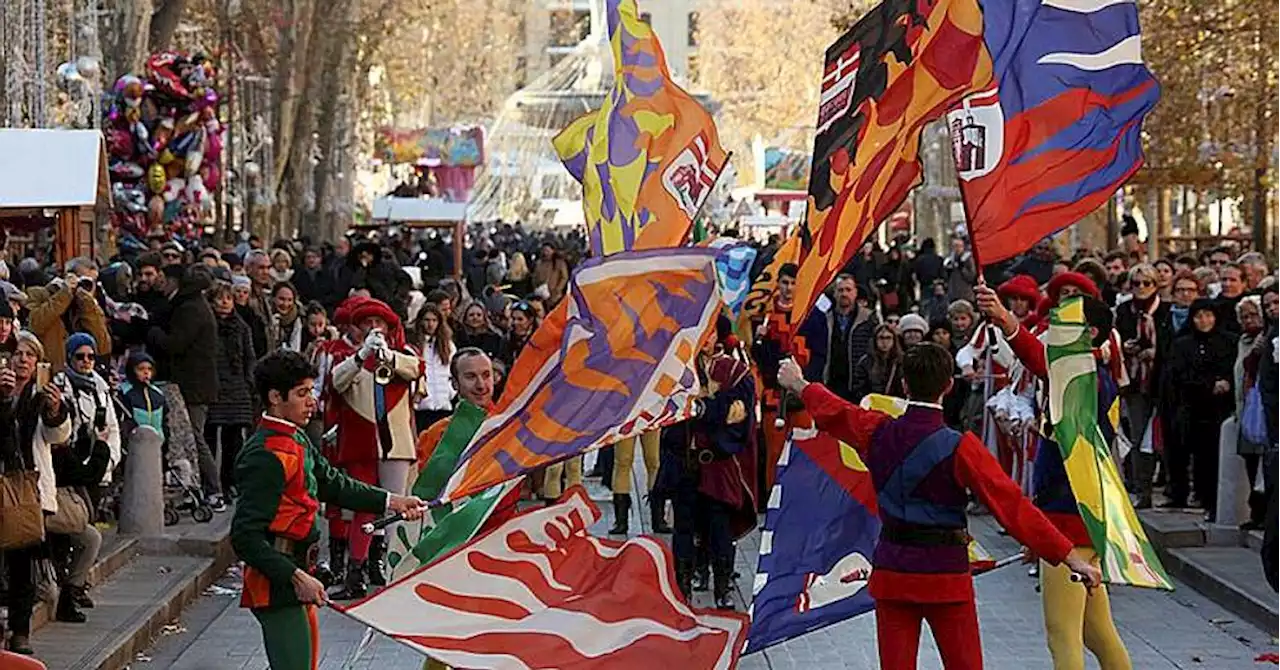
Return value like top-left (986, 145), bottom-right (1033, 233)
top-left (789, 0), bottom-right (993, 321)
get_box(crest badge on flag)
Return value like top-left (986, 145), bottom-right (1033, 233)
top-left (663, 131), bottom-right (720, 218)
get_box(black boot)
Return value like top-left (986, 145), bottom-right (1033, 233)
top-left (649, 495), bottom-right (672, 534)
top-left (329, 561), bottom-right (368, 600)
top-left (712, 558), bottom-right (735, 610)
top-left (7, 634), bottom-right (33, 655)
top-left (608, 493), bottom-right (631, 535)
top-left (56, 588), bottom-right (87, 623)
top-left (693, 543), bottom-right (710, 592)
top-left (320, 538), bottom-right (348, 588)
top-left (675, 558), bottom-right (695, 600)
top-left (367, 537), bottom-right (388, 588)
top-left (1134, 452), bottom-right (1154, 509)
top-left (70, 585), bottom-right (94, 609)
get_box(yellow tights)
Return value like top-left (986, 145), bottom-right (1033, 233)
top-left (1040, 547), bottom-right (1132, 670)
top-left (610, 431), bottom-right (661, 495)
top-left (540, 456), bottom-right (583, 499)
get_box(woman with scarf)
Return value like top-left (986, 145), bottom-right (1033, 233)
top-left (408, 303), bottom-right (455, 433)
top-left (59, 333), bottom-right (121, 508)
top-left (267, 282), bottom-right (305, 352)
top-left (1166, 298), bottom-right (1237, 519)
top-left (850, 324), bottom-right (905, 402)
top-left (207, 283), bottom-right (257, 496)
top-left (501, 301), bottom-right (539, 369)
top-left (1234, 296), bottom-right (1268, 529)
top-left (455, 301), bottom-right (504, 361)
top-left (1114, 263), bottom-right (1172, 508)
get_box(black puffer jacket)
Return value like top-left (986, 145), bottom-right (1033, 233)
top-left (1165, 302), bottom-right (1238, 425)
top-left (146, 267), bottom-right (220, 405)
top-left (208, 311), bottom-right (257, 426)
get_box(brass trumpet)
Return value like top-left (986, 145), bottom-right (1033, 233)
top-left (371, 329), bottom-right (394, 385)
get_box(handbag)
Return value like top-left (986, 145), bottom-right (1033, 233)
top-left (1241, 382), bottom-right (1268, 446)
top-left (34, 556), bottom-right (59, 609)
top-left (0, 451), bottom-right (46, 551)
top-left (46, 486), bottom-right (89, 535)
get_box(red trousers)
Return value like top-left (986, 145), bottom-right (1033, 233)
top-left (877, 599), bottom-right (982, 670)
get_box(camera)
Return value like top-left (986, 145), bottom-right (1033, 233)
top-left (77, 276), bottom-right (95, 293)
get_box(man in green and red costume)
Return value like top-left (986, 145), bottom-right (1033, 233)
top-left (232, 349), bottom-right (426, 670)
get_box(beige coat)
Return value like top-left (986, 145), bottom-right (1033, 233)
top-left (331, 350), bottom-right (422, 462)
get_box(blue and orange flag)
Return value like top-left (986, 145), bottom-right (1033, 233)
top-left (951, 0), bottom-right (1159, 263)
top-left (435, 246), bottom-right (733, 504)
top-left (788, 0), bottom-right (993, 323)
top-left (552, 0), bottom-right (728, 257)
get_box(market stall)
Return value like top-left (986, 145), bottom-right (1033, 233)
top-left (0, 129), bottom-right (111, 263)
top-left (369, 197), bottom-right (466, 279)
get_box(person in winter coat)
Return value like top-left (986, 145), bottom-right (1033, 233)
top-left (820, 275), bottom-right (879, 402)
top-left (532, 242), bottom-right (570, 306)
top-left (877, 246), bottom-right (916, 315)
top-left (943, 236), bottom-right (978, 303)
top-left (58, 332), bottom-right (121, 497)
top-left (208, 283), bottom-right (258, 496)
top-left (267, 282), bottom-right (305, 352)
top-left (913, 238), bottom-right (945, 288)
top-left (146, 264), bottom-right (224, 508)
top-left (268, 248), bottom-right (294, 286)
top-left (118, 350), bottom-right (167, 445)
top-left (1233, 296), bottom-right (1268, 529)
top-left (500, 301), bottom-right (538, 369)
top-left (1165, 298), bottom-right (1237, 519)
top-left (1113, 263), bottom-right (1173, 507)
top-left (232, 275), bottom-right (269, 358)
top-left (339, 242), bottom-right (414, 322)
top-left (27, 274), bottom-right (112, 372)
top-left (292, 247), bottom-right (336, 310)
top-left (408, 303), bottom-right (455, 433)
top-left (455, 302), bottom-right (505, 361)
top-left (0, 331), bottom-right (71, 655)
top-left (850, 324), bottom-right (905, 402)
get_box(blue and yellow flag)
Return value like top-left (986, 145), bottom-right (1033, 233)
top-left (553, 0), bottom-right (727, 257)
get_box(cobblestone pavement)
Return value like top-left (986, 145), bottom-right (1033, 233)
top-left (139, 461), bottom-right (1277, 670)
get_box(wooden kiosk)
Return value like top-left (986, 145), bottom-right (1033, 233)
top-left (0, 129), bottom-right (110, 264)
top-left (369, 196), bottom-right (466, 280)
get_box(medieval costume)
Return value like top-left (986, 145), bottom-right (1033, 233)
top-left (327, 297), bottom-right (424, 599)
top-left (800, 381), bottom-right (1073, 669)
top-left (655, 338), bottom-right (758, 610)
top-left (1003, 315), bottom-right (1133, 670)
top-left (232, 414), bottom-right (389, 670)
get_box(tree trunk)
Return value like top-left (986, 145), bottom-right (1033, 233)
top-left (148, 0), bottom-right (190, 52)
top-left (269, 0), bottom-right (318, 236)
top-left (310, 0), bottom-right (359, 242)
top-left (104, 0), bottom-right (152, 80)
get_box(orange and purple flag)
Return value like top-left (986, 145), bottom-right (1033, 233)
top-left (552, 0), bottom-right (727, 257)
top-left (790, 0), bottom-right (993, 322)
top-left (435, 247), bottom-right (730, 504)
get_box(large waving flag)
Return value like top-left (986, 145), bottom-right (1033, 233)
top-left (386, 401), bottom-right (522, 582)
top-left (950, 0), bottom-right (1159, 263)
top-left (790, 0), bottom-right (993, 322)
top-left (1048, 297), bottom-right (1171, 589)
top-left (746, 427), bottom-right (879, 654)
top-left (436, 246), bottom-right (727, 504)
top-left (553, 0), bottom-right (728, 258)
top-left (341, 486), bottom-right (749, 669)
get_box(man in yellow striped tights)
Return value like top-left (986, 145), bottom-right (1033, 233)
top-left (608, 430), bottom-right (667, 534)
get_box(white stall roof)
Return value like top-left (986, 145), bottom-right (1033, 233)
top-left (371, 197), bottom-right (468, 224)
top-left (0, 129), bottom-right (110, 209)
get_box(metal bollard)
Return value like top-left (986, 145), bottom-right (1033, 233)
top-left (119, 426), bottom-right (166, 536)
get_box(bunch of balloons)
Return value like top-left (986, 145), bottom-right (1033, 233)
top-left (104, 51), bottom-right (223, 239)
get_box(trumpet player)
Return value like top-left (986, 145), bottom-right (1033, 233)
top-left (654, 315), bottom-right (758, 609)
top-left (327, 296), bottom-right (424, 600)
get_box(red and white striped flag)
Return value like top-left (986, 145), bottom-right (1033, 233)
top-left (338, 486), bottom-right (750, 669)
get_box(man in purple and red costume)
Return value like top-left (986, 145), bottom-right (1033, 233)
top-left (777, 345), bottom-right (1100, 670)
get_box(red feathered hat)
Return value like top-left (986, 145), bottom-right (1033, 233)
top-left (997, 274), bottom-right (1042, 304)
top-left (1044, 271), bottom-right (1100, 304)
top-left (339, 295), bottom-right (405, 349)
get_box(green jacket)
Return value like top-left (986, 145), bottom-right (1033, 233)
top-left (231, 414), bottom-right (386, 609)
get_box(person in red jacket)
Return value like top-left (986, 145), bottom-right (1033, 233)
top-left (777, 345), bottom-right (1100, 670)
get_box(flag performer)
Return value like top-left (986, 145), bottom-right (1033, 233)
top-left (776, 347), bottom-right (1100, 669)
top-left (976, 285), bottom-right (1135, 669)
top-left (231, 349), bottom-right (425, 670)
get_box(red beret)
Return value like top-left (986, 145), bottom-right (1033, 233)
top-left (997, 274), bottom-right (1042, 303)
top-left (1045, 271), bottom-right (1100, 303)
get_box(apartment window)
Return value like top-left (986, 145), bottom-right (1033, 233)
top-left (688, 11), bottom-right (699, 47)
top-left (549, 9), bottom-right (590, 46)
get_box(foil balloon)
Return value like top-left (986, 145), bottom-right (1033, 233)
top-left (109, 161), bottom-right (144, 181)
top-left (147, 163), bottom-right (167, 194)
top-left (56, 62), bottom-right (83, 89)
top-left (151, 116), bottom-right (174, 153)
top-left (106, 129), bottom-right (133, 157)
top-left (164, 158), bottom-right (186, 179)
top-left (75, 56), bottom-right (101, 81)
top-left (148, 195), bottom-right (165, 227)
top-left (157, 149), bottom-right (176, 165)
top-left (163, 177), bottom-right (185, 203)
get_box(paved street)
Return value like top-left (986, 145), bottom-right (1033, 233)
top-left (137, 460), bottom-right (1277, 670)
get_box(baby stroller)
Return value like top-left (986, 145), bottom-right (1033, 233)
top-left (160, 384), bottom-right (214, 524)
top-left (164, 456), bottom-right (212, 525)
